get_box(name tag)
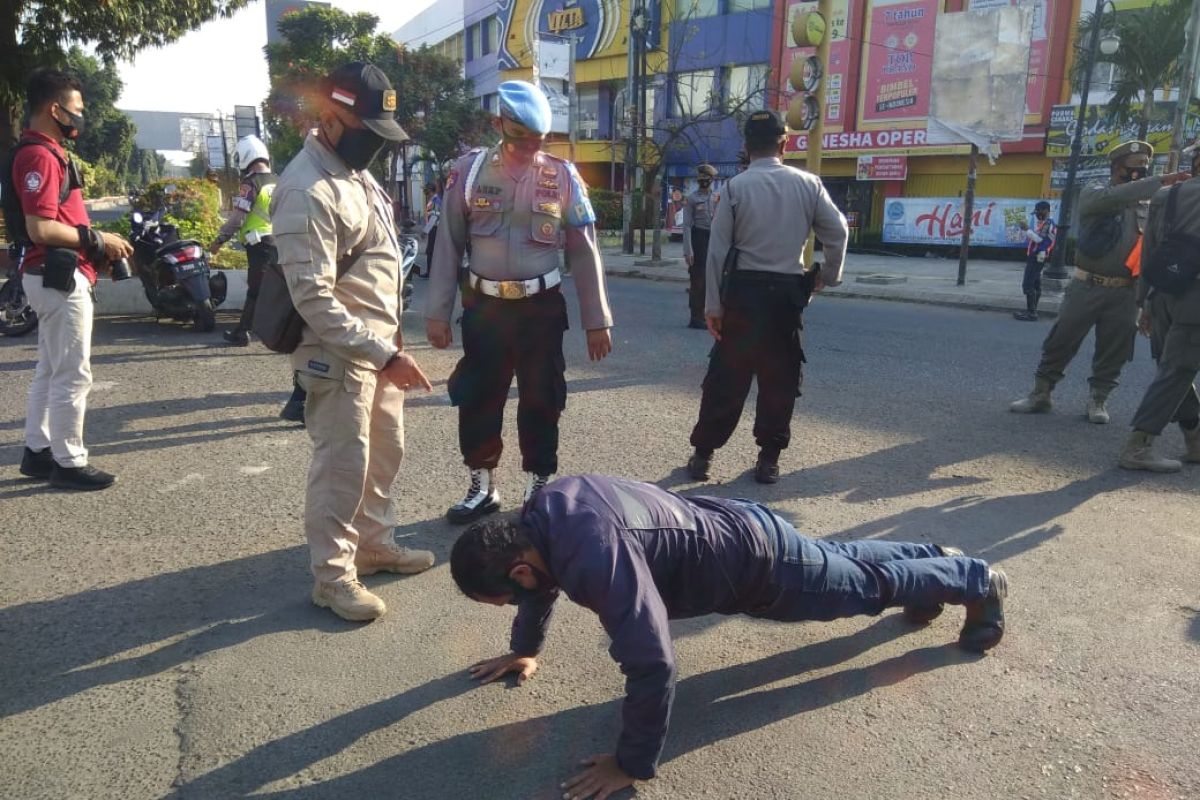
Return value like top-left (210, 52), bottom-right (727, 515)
top-left (307, 360), bottom-right (330, 373)
top-left (535, 188), bottom-right (559, 200)
top-left (538, 179), bottom-right (559, 190)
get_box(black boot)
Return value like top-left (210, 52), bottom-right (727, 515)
top-left (959, 568), bottom-right (1009, 652)
top-left (902, 545), bottom-right (965, 623)
top-left (754, 448), bottom-right (781, 484)
top-left (687, 449), bottom-right (712, 480)
top-left (1013, 293), bottom-right (1038, 321)
top-left (19, 446), bottom-right (54, 479)
top-left (222, 329), bottom-right (250, 346)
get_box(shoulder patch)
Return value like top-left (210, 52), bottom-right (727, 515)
top-left (445, 169), bottom-right (459, 191)
top-left (23, 171), bottom-right (43, 193)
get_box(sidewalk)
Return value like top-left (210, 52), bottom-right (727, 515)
top-left (600, 238), bottom-right (1063, 316)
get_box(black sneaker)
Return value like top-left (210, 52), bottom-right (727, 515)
top-left (222, 329), bottom-right (250, 346)
top-left (1012, 311), bottom-right (1038, 322)
top-left (959, 568), bottom-right (1008, 652)
top-left (902, 546), bottom-right (966, 623)
top-left (50, 464), bottom-right (117, 492)
top-left (20, 447), bottom-right (54, 479)
top-left (687, 319), bottom-right (707, 330)
top-left (687, 450), bottom-right (712, 481)
top-left (280, 398), bottom-right (306, 424)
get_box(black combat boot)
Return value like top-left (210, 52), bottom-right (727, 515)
top-left (687, 449), bottom-right (712, 481)
top-left (754, 448), bottom-right (781, 484)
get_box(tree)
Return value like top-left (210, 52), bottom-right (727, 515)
top-left (264, 7), bottom-right (493, 182)
top-left (1073, 0), bottom-right (1191, 140)
top-left (1, 1), bottom-right (251, 149)
top-left (64, 48), bottom-right (138, 194)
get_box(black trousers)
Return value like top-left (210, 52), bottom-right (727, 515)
top-left (690, 272), bottom-right (810, 454)
top-left (423, 227), bottom-right (438, 277)
top-left (689, 228), bottom-right (710, 323)
top-left (236, 241), bottom-right (276, 332)
top-left (448, 286), bottom-right (568, 474)
top-left (1021, 252), bottom-right (1044, 312)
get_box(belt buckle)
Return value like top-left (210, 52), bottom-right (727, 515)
top-left (497, 280), bottom-right (526, 299)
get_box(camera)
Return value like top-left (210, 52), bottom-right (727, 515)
top-left (110, 257), bottom-right (132, 281)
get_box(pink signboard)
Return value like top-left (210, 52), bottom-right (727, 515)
top-left (858, 0), bottom-right (940, 126)
top-left (856, 155), bottom-right (909, 180)
top-left (968, 0), bottom-right (1055, 121)
top-left (780, 0), bottom-right (853, 130)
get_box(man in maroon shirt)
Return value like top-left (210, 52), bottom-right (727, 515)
top-left (11, 68), bottom-right (132, 491)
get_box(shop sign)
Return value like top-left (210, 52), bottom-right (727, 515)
top-left (785, 126), bottom-right (968, 156)
top-left (1046, 101), bottom-right (1200, 158)
top-left (856, 155), bottom-right (908, 180)
top-left (882, 196), bottom-right (1061, 247)
top-left (858, 0), bottom-right (940, 125)
top-left (499, 0), bottom-right (632, 69)
top-left (781, 0), bottom-right (853, 129)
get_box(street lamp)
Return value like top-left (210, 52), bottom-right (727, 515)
top-left (1046, 0), bottom-right (1120, 281)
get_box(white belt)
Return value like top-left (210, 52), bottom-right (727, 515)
top-left (470, 268), bottom-right (561, 300)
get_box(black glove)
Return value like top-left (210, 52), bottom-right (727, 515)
top-left (76, 225), bottom-right (106, 263)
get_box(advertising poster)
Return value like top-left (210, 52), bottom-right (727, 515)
top-left (968, 0), bottom-right (1054, 120)
top-left (881, 196), bottom-right (1061, 248)
top-left (1046, 101), bottom-right (1200, 158)
top-left (856, 155), bottom-right (909, 179)
top-left (781, 0), bottom-right (853, 129)
top-left (859, 0), bottom-right (940, 126)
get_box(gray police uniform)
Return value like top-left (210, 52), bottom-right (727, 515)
top-left (271, 134), bottom-right (407, 584)
top-left (1131, 176), bottom-right (1200, 436)
top-left (690, 156), bottom-right (848, 455)
top-left (682, 187), bottom-right (715, 323)
top-left (1033, 175), bottom-right (1165, 398)
top-left (427, 147), bottom-right (613, 475)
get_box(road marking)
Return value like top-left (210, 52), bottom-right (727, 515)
top-left (239, 465), bottom-right (270, 475)
top-left (160, 473), bottom-right (205, 493)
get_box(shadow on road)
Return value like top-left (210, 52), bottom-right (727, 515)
top-left (174, 617), bottom-right (959, 799)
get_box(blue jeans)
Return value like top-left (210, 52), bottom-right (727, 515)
top-left (741, 504), bottom-right (990, 622)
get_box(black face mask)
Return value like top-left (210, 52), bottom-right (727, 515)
top-left (1120, 167), bottom-right (1147, 183)
top-left (335, 125), bottom-right (386, 171)
top-left (698, 179), bottom-right (712, 188)
top-left (53, 106), bottom-right (84, 139)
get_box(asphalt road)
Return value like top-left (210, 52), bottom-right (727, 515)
top-left (1, 277), bottom-right (1197, 800)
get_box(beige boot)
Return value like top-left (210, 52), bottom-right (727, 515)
top-left (356, 542), bottom-right (436, 576)
top-left (1086, 390), bottom-right (1110, 424)
top-left (312, 578), bottom-right (387, 621)
top-left (1118, 431), bottom-right (1183, 473)
top-left (1010, 378), bottom-right (1053, 414)
top-left (1183, 424), bottom-right (1200, 463)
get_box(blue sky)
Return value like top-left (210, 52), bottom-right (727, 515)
top-left (116, 1), bottom-right (437, 114)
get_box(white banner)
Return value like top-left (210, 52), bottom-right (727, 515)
top-left (537, 39), bottom-right (571, 81)
top-left (881, 196), bottom-right (1060, 248)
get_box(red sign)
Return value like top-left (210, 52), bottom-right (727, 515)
top-left (859, 0), bottom-right (940, 125)
top-left (856, 155), bottom-right (908, 180)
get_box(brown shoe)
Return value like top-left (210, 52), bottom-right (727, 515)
top-left (355, 542), bottom-right (436, 576)
top-left (312, 578), bottom-right (386, 621)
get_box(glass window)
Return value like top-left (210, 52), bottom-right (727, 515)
top-left (480, 18), bottom-right (491, 55)
top-left (577, 85), bottom-right (601, 140)
top-left (728, 0), bottom-right (771, 11)
top-left (674, 69), bottom-right (717, 117)
top-left (489, 16), bottom-right (501, 55)
top-left (727, 63), bottom-right (769, 109)
top-left (466, 25), bottom-right (478, 61)
top-left (675, 0), bottom-right (719, 20)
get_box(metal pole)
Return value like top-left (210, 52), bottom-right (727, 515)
top-left (217, 109), bottom-right (232, 184)
top-left (568, 36), bottom-right (578, 164)
top-left (1168, 0), bottom-right (1200, 172)
top-left (638, 8), bottom-right (648, 256)
top-left (803, 0), bottom-right (834, 265)
top-left (623, 3), bottom-right (638, 254)
top-left (957, 144), bottom-right (978, 286)
top-left (1047, 0), bottom-right (1107, 281)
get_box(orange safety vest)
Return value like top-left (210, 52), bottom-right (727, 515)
top-left (1125, 234), bottom-right (1142, 277)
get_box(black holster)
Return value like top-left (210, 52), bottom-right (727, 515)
top-left (42, 248), bottom-right (79, 292)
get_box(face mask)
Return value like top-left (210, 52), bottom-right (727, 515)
top-left (335, 125), bottom-right (386, 171)
top-left (1120, 167), bottom-right (1147, 183)
top-left (698, 179), bottom-right (712, 188)
top-left (53, 106), bottom-right (84, 139)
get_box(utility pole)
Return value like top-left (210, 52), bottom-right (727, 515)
top-left (216, 109), bottom-right (232, 183)
top-left (1168, 0), bottom-right (1200, 171)
top-left (622, 2), bottom-right (639, 254)
top-left (957, 144), bottom-right (979, 286)
top-left (638, 2), bottom-right (648, 256)
top-left (803, 0), bottom-right (834, 266)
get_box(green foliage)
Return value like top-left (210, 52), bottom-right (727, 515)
top-left (134, 178), bottom-right (224, 244)
top-left (1073, 0), bottom-right (1190, 140)
top-left (590, 188), bottom-right (651, 231)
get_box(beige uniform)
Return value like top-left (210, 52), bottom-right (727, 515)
top-left (271, 134), bottom-right (406, 583)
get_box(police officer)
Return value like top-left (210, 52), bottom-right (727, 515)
top-left (1119, 141), bottom-right (1200, 472)
top-left (683, 163), bottom-right (717, 329)
top-left (1010, 141), bottom-right (1191, 423)
top-left (1013, 200), bottom-right (1056, 321)
top-left (426, 80), bottom-right (614, 523)
top-left (211, 135), bottom-right (275, 346)
top-left (686, 110), bottom-right (848, 484)
top-left (272, 62), bottom-right (435, 622)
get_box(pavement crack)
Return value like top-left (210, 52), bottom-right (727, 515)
top-left (170, 661), bottom-right (203, 796)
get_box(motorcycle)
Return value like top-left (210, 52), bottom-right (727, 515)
top-left (399, 229), bottom-right (418, 310)
top-left (129, 209), bottom-right (227, 332)
top-left (0, 245), bottom-right (37, 337)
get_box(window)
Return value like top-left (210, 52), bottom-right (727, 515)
top-left (466, 25), bottom-right (478, 62)
top-left (578, 86), bottom-right (601, 140)
top-left (728, 0), bottom-right (771, 10)
top-left (674, 69), bottom-right (717, 117)
top-left (727, 63), bottom-right (769, 110)
top-left (675, 0), bottom-right (719, 20)
top-left (488, 16), bottom-right (501, 55)
top-left (479, 16), bottom-right (500, 56)
top-left (1090, 60), bottom-right (1121, 92)
top-left (481, 93), bottom-right (499, 114)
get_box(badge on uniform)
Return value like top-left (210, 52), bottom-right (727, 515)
top-left (540, 166), bottom-right (557, 178)
top-left (535, 188), bottom-right (559, 200)
top-left (474, 196), bottom-right (494, 209)
top-left (446, 170), bottom-right (459, 190)
top-left (307, 360), bottom-right (330, 374)
top-left (538, 179), bottom-right (559, 190)
top-left (537, 201), bottom-right (561, 216)
top-left (540, 221), bottom-right (556, 237)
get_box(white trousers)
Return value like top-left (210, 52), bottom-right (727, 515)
top-left (23, 270), bottom-right (94, 468)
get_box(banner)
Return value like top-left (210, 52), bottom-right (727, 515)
top-left (859, 0), bottom-right (940, 126)
top-left (1046, 101), bottom-right (1200, 158)
top-left (856, 155), bottom-right (908, 179)
top-left (882, 196), bottom-right (1061, 247)
top-left (968, 0), bottom-right (1055, 121)
top-left (785, 126), bottom-right (969, 156)
top-left (781, 0), bottom-right (853, 129)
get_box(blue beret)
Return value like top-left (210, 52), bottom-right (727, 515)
top-left (498, 80), bottom-right (552, 135)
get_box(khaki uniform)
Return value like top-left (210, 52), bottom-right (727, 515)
top-left (1131, 177), bottom-right (1200, 434)
top-left (271, 134), bottom-right (406, 583)
top-left (1033, 175), bottom-right (1166, 395)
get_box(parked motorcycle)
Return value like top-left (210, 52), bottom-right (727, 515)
top-left (129, 210), bottom-right (227, 332)
top-left (0, 245), bottom-right (37, 337)
top-left (399, 228), bottom-right (417, 310)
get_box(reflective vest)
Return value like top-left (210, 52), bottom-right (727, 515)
top-left (238, 172), bottom-right (276, 243)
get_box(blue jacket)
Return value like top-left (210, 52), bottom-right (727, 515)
top-left (513, 475), bottom-right (776, 779)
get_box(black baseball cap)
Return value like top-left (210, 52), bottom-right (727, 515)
top-left (326, 61), bottom-right (409, 142)
top-left (744, 109), bottom-right (787, 138)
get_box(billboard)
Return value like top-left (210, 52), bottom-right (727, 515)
top-left (856, 155), bottom-right (908, 180)
top-left (1046, 101), bottom-right (1200, 158)
top-left (882, 196), bottom-right (1061, 247)
top-left (780, 0), bottom-right (854, 130)
top-left (968, 0), bottom-right (1057, 122)
top-left (500, 0), bottom-right (630, 70)
top-left (858, 0), bottom-right (941, 127)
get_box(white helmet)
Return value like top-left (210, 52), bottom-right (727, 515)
top-left (235, 135), bottom-right (270, 172)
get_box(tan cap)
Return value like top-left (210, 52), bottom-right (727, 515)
top-left (1108, 140), bottom-right (1153, 161)
top-left (697, 163), bottom-right (717, 177)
